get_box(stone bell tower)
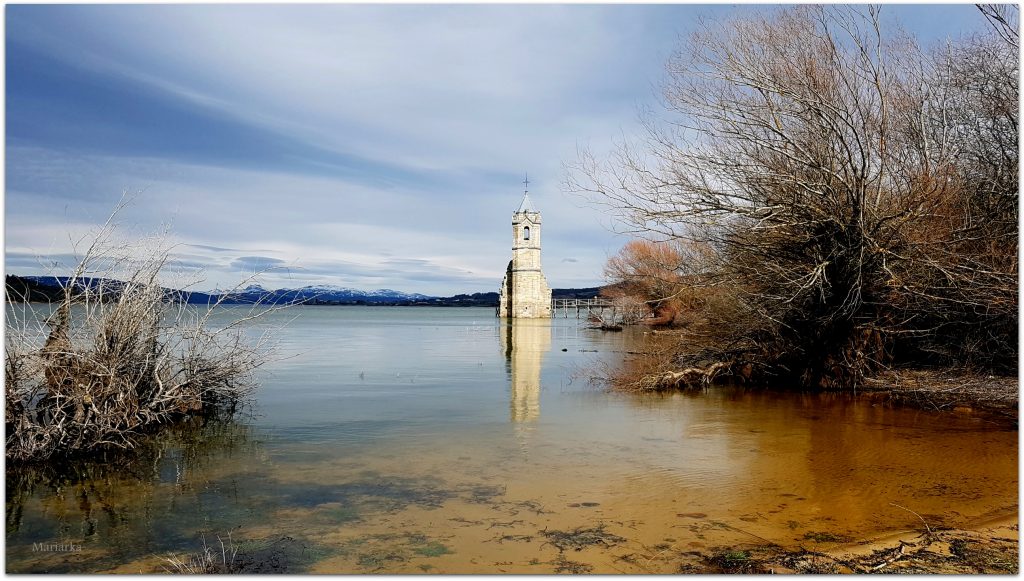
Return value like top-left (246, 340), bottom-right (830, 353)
top-left (498, 180), bottom-right (552, 318)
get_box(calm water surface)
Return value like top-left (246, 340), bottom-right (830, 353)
top-left (6, 306), bottom-right (1017, 573)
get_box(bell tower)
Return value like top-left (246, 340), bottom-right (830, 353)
top-left (498, 177), bottom-right (552, 318)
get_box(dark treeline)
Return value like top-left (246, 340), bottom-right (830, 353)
top-left (570, 5), bottom-right (1018, 389)
top-left (5, 275), bottom-right (66, 303)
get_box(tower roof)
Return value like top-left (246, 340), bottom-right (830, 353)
top-left (515, 192), bottom-right (536, 214)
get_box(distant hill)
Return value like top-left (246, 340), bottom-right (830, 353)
top-left (5, 275), bottom-right (66, 302)
top-left (7, 275), bottom-right (222, 305)
top-left (5, 275), bottom-right (604, 307)
top-left (552, 287), bottom-right (603, 300)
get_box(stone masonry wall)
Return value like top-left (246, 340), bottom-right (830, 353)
top-left (498, 207), bottom-right (552, 318)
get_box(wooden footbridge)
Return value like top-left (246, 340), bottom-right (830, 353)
top-left (551, 298), bottom-right (616, 319)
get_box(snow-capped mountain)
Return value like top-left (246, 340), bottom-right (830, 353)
top-left (9, 274), bottom-right (598, 307)
top-left (219, 284), bottom-right (436, 304)
top-left (16, 276), bottom-right (436, 305)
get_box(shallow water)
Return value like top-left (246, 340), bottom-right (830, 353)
top-left (5, 306), bottom-right (1018, 573)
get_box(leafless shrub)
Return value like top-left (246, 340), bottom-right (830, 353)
top-left (601, 239), bottom-right (689, 326)
top-left (978, 4), bottom-right (1019, 49)
top-left (163, 535), bottom-right (239, 574)
top-left (5, 199), bottom-right (282, 462)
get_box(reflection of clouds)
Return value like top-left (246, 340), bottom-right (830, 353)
top-left (501, 318), bottom-right (551, 424)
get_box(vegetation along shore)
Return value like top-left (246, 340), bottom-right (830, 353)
top-left (4, 3), bottom-right (1016, 575)
top-left (4, 205), bottom-right (275, 463)
top-left (570, 8), bottom-right (1020, 568)
top-left (568, 5), bottom-right (1017, 414)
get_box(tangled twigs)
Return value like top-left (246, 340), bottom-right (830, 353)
top-left (5, 199), bottom-right (281, 462)
top-left (567, 5), bottom-right (1018, 389)
top-left (639, 361), bottom-right (735, 391)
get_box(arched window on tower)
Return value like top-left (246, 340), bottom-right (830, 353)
top-left (524, 226), bottom-right (531, 241)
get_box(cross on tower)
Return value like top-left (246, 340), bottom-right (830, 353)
top-left (523, 173), bottom-right (530, 194)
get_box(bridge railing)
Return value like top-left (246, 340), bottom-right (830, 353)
top-left (551, 298), bottom-right (614, 309)
top-left (551, 297), bottom-right (618, 319)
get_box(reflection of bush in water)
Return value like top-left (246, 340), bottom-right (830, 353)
top-left (164, 535), bottom-right (338, 574)
top-left (6, 415), bottom-right (259, 538)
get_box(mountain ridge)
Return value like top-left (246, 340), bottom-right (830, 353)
top-left (6, 275), bottom-right (601, 307)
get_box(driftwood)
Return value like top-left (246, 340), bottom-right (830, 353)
top-left (639, 361), bottom-right (740, 391)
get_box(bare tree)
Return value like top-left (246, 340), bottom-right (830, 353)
top-left (977, 4), bottom-right (1019, 49)
top-left (568, 5), bottom-right (1017, 388)
top-left (889, 6), bottom-right (1019, 368)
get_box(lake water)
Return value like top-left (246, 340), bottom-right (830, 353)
top-left (5, 306), bottom-right (1018, 573)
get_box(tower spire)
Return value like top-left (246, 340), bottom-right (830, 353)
top-left (516, 173), bottom-right (536, 214)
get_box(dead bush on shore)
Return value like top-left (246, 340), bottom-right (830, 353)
top-left (5, 201), bottom-right (281, 462)
top-left (601, 239), bottom-right (724, 328)
top-left (569, 5), bottom-right (1018, 389)
top-left (163, 535), bottom-right (240, 574)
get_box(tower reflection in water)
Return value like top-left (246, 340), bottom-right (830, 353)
top-left (501, 318), bottom-right (551, 424)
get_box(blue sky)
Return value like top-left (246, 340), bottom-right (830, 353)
top-left (4, 4), bottom-right (991, 295)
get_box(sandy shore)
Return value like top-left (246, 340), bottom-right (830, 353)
top-left (698, 514), bottom-right (1019, 574)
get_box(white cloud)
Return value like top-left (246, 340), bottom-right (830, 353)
top-left (12, 5), bottom-right (660, 174)
top-left (6, 5), bottom-right (708, 294)
top-left (6, 147), bottom-right (619, 294)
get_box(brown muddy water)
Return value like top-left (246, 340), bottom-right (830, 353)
top-left (5, 306), bottom-right (1018, 573)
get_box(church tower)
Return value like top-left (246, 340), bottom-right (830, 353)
top-left (498, 184), bottom-right (552, 318)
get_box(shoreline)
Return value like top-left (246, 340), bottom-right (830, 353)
top-left (859, 369), bottom-right (1019, 425)
top-left (613, 335), bottom-right (1019, 425)
top-left (719, 513), bottom-right (1020, 574)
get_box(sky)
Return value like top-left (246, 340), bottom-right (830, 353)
top-left (4, 4), bottom-right (993, 295)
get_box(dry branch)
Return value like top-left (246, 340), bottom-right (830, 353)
top-left (568, 6), bottom-right (1017, 389)
top-left (5, 200), bottom-right (281, 462)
